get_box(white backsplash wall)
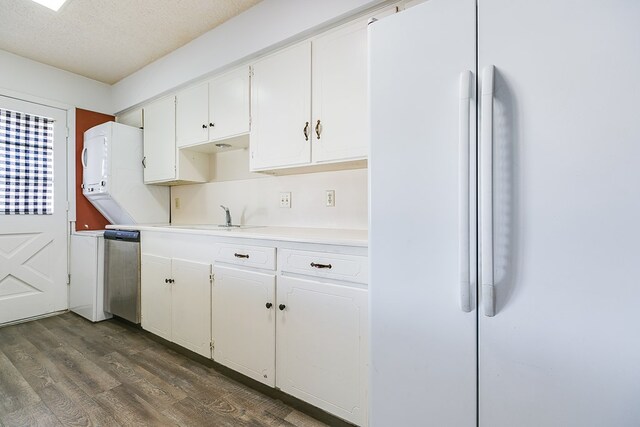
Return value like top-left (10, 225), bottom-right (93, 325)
top-left (170, 150), bottom-right (368, 229)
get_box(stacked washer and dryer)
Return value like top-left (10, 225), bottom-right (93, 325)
top-left (70, 122), bottom-right (169, 322)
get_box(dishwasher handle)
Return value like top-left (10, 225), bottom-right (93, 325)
top-left (104, 230), bottom-right (140, 242)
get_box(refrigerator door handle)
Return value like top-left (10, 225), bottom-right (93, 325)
top-left (459, 70), bottom-right (472, 313)
top-left (81, 147), bottom-right (88, 169)
top-left (481, 65), bottom-right (496, 317)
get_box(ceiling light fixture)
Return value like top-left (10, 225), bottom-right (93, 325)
top-left (30, 0), bottom-right (68, 11)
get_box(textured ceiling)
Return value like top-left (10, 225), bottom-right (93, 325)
top-left (0, 0), bottom-right (262, 84)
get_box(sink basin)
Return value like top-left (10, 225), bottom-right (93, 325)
top-left (167, 224), bottom-right (263, 230)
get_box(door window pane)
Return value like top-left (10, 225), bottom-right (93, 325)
top-left (0, 108), bottom-right (54, 215)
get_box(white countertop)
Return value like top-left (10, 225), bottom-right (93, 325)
top-left (106, 224), bottom-right (368, 247)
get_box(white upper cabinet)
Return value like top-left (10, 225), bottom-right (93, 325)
top-left (143, 96), bottom-right (177, 183)
top-left (209, 67), bottom-right (251, 141)
top-left (176, 82), bottom-right (209, 148)
top-left (250, 11), bottom-right (391, 172)
top-left (250, 42), bottom-right (312, 171)
top-left (176, 66), bottom-right (251, 150)
top-left (311, 19), bottom-right (368, 163)
top-left (143, 95), bottom-right (209, 185)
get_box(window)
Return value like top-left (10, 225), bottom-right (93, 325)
top-left (0, 108), bottom-right (54, 215)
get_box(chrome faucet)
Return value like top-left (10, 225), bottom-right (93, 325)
top-left (220, 205), bottom-right (232, 227)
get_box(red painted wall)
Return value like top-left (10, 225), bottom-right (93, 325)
top-left (75, 108), bottom-right (114, 231)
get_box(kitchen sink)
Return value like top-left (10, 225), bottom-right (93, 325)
top-left (167, 224), bottom-right (264, 230)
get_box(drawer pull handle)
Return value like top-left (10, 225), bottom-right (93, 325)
top-left (279, 304), bottom-right (286, 311)
top-left (266, 302), bottom-right (273, 309)
top-left (310, 262), bottom-right (332, 269)
top-left (234, 253), bottom-right (250, 259)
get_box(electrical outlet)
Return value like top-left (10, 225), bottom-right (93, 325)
top-left (280, 192), bottom-right (291, 208)
top-left (326, 190), bottom-right (335, 207)
top-left (175, 198), bottom-right (180, 209)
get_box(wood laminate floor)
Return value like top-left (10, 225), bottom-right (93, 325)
top-left (0, 312), bottom-right (329, 427)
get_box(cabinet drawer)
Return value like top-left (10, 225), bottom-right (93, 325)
top-left (279, 249), bottom-right (368, 284)
top-left (215, 244), bottom-right (276, 270)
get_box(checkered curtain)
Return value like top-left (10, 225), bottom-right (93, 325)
top-left (0, 108), bottom-right (54, 215)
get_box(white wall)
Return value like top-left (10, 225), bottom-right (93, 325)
top-left (112, 0), bottom-right (387, 113)
top-left (171, 150), bottom-right (368, 230)
top-left (0, 49), bottom-right (112, 113)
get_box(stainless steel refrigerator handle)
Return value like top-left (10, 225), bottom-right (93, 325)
top-left (480, 65), bottom-right (496, 317)
top-left (458, 70), bottom-right (472, 313)
top-left (81, 147), bottom-right (88, 169)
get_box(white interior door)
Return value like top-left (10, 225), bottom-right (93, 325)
top-left (0, 96), bottom-right (68, 325)
top-left (478, 1), bottom-right (640, 425)
top-left (369, 0), bottom-right (477, 425)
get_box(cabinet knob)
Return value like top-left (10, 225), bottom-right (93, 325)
top-left (278, 304), bottom-right (286, 311)
top-left (202, 124), bottom-right (208, 129)
top-left (209, 122), bottom-right (215, 127)
top-left (165, 279), bottom-right (169, 283)
top-left (265, 302), bottom-right (273, 309)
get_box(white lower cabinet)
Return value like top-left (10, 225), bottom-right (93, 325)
top-left (277, 276), bottom-right (368, 426)
top-left (141, 254), bottom-right (212, 357)
top-left (212, 265), bottom-right (276, 386)
top-left (140, 231), bottom-right (368, 425)
top-left (171, 258), bottom-right (213, 357)
top-left (141, 254), bottom-right (172, 341)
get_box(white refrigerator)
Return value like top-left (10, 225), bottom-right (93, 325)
top-left (369, 1), bottom-right (640, 426)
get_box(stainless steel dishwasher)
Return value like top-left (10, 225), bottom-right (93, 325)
top-left (104, 230), bottom-right (141, 324)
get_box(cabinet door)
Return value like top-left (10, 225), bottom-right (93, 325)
top-left (311, 19), bottom-right (368, 163)
top-left (141, 254), bottom-right (172, 340)
top-left (171, 258), bottom-right (212, 358)
top-left (209, 66), bottom-right (250, 141)
top-left (369, 1), bottom-right (477, 426)
top-left (277, 276), bottom-right (368, 426)
top-left (250, 42), bottom-right (311, 170)
top-left (142, 96), bottom-right (176, 182)
top-left (176, 82), bottom-right (209, 148)
top-left (479, 1), bottom-right (640, 426)
top-left (212, 266), bottom-right (275, 386)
